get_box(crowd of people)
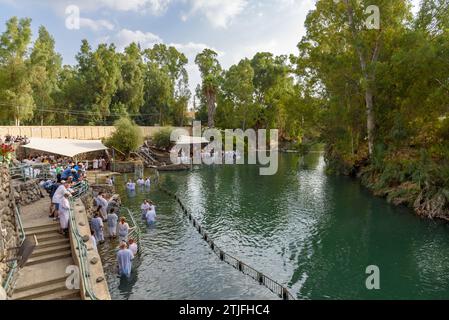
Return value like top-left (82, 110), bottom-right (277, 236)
top-left (0, 134), bottom-right (29, 145)
top-left (90, 191), bottom-right (143, 278)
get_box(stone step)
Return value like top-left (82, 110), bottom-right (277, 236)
top-left (32, 243), bottom-right (71, 257)
top-left (24, 222), bottom-right (59, 232)
top-left (33, 289), bottom-right (81, 300)
top-left (36, 237), bottom-right (70, 249)
top-left (12, 280), bottom-right (76, 300)
top-left (34, 233), bottom-right (64, 243)
top-left (25, 225), bottom-right (60, 236)
top-left (26, 251), bottom-right (72, 266)
top-left (14, 276), bottom-right (68, 294)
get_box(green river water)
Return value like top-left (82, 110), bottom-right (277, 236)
top-left (101, 153), bottom-right (449, 300)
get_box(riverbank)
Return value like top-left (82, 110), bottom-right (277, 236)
top-left (325, 146), bottom-right (449, 222)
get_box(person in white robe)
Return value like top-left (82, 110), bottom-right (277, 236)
top-left (97, 193), bottom-right (109, 221)
top-left (126, 180), bottom-right (136, 191)
top-left (59, 192), bottom-right (71, 235)
top-left (137, 178), bottom-right (145, 186)
top-left (118, 217), bottom-right (133, 243)
top-left (93, 159), bottom-right (99, 170)
top-left (107, 211), bottom-right (119, 239)
top-left (90, 230), bottom-right (97, 251)
top-left (128, 239), bottom-right (138, 256)
top-left (117, 242), bottom-right (134, 278)
top-left (91, 214), bottom-right (105, 243)
top-left (145, 205), bottom-right (157, 225)
top-left (52, 182), bottom-right (69, 220)
top-left (141, 200), bottom-right (151, 219)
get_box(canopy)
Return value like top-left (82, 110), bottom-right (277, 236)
top-left (175, 135), bottom-right (209, 145)
top-left (21, 138), bottom-right (108, 158)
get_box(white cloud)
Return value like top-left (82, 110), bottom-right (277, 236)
top-left (96, 0), bottom-right (171, 14)
top-left (110, 29), bottom-right (163, 50)
top-left (183, 0), bottom-right (248, 28)
top-left (80, 18), bottom-right (115, 31)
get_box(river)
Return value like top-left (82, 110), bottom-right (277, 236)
top-left (100, 152), bottom-right (449, 300)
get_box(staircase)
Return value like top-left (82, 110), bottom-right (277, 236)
top-left (11, 222), bottom-right (81, 300)
top-left (134, 146), bottom-right (162, 167)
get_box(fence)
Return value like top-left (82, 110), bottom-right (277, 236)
top-left (9, 163), bottom-right (53, 182)
top-left (157, 184), bottom-right (296, 301)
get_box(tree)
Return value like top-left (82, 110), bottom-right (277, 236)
top-left (104, 117), bottom-right (143, 158)
top-left (113, 43), bottom-right (145, 120)
top-left (195, 49), bottom-right (222, 128)
top-left (219, 58), bottom-right (255, 130)
top-left (30, 26), bottom-right (62, 125)
top-left (297, 0), bottom-right (410, 158)
top-left (142, 62), bottom-right (173, 125)
top-left (0, 17), bottom-right (34, 126)
top-left (144, 44), bottom-right (190, 126)
top-left (73, 40), bottom-right (122, 124)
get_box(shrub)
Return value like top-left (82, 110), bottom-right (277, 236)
top-left (105, 118), bottom-right (143, 159)
top-left (152, 127), bottom-right (173, 151)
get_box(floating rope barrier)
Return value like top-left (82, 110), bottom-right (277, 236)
top-left (157, 184), bottom-right (296, 301)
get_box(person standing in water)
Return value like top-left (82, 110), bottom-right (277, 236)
top-left (117, 242), bottom-right (134, 278)
top-left (118, 217), bottom-right (133, 242)
top-left (141, 200), bottom-right (151, 219)
top-left (128, 239), bottom-right (138, 256)
top-left (107, 210), bottom-right (119, 239)
top-left (126, 179), bottom-right (136, 191)
top-left (137, 177), bottom-right (145, 187)
top-left (145, 177), bottom-right (151, 188)
top-left (91, 213), bottom-right (105, 244)
top-left (145, 203), bottom-right (157, 225)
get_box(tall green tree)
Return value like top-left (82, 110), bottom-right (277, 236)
top-left (145, 44), bottom-right (190, 126)
top-left (0, 17), bottom-right (34, 126)
top-left (219, 58), bottom-right (255, 130)
top-left (30, 26), bottom-right (62, 125)
top-left (195, 49), bottom-right (222, 128)
top-left (73, 40), bottom-right (122, 124)
top-left (113, 42), bottom-right (145, 119)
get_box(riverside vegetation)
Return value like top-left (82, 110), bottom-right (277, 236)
top-left (0, 0), bottom-right (448, 219)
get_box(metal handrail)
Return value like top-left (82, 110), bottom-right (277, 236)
top-left (68, 182), bottom-right (99, 300)
top-left (9, 163), bottom-right (53, 181)
top-left (158, 183), bottom-right (296, 301)
top-left (2, 205), bottom-right (26, 295)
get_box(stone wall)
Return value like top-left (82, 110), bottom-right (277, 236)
top-left (0, 126), bottom-right (191, 140)
top-left (111, 160), bottom-right (144, 173)
top-left (12, 180), bottom-right (45, 206)
top-left (0, 166), bottom-right (19, 285)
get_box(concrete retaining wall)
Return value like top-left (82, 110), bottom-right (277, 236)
top-left (0, 126), bottom-right (191, 140)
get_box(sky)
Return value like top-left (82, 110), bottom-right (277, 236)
top-left (0, 0), bottom-right (421, 103)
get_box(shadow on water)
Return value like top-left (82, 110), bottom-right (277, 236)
top-left (100, 153), bottom-right (449, 300)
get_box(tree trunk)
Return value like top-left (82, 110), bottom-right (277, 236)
top-left (206, 90), bottom-right (216, 128)
top-left (344, 0), bottom-right (379, 158)
top-left (365, 86), bottom-right (375, 156)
